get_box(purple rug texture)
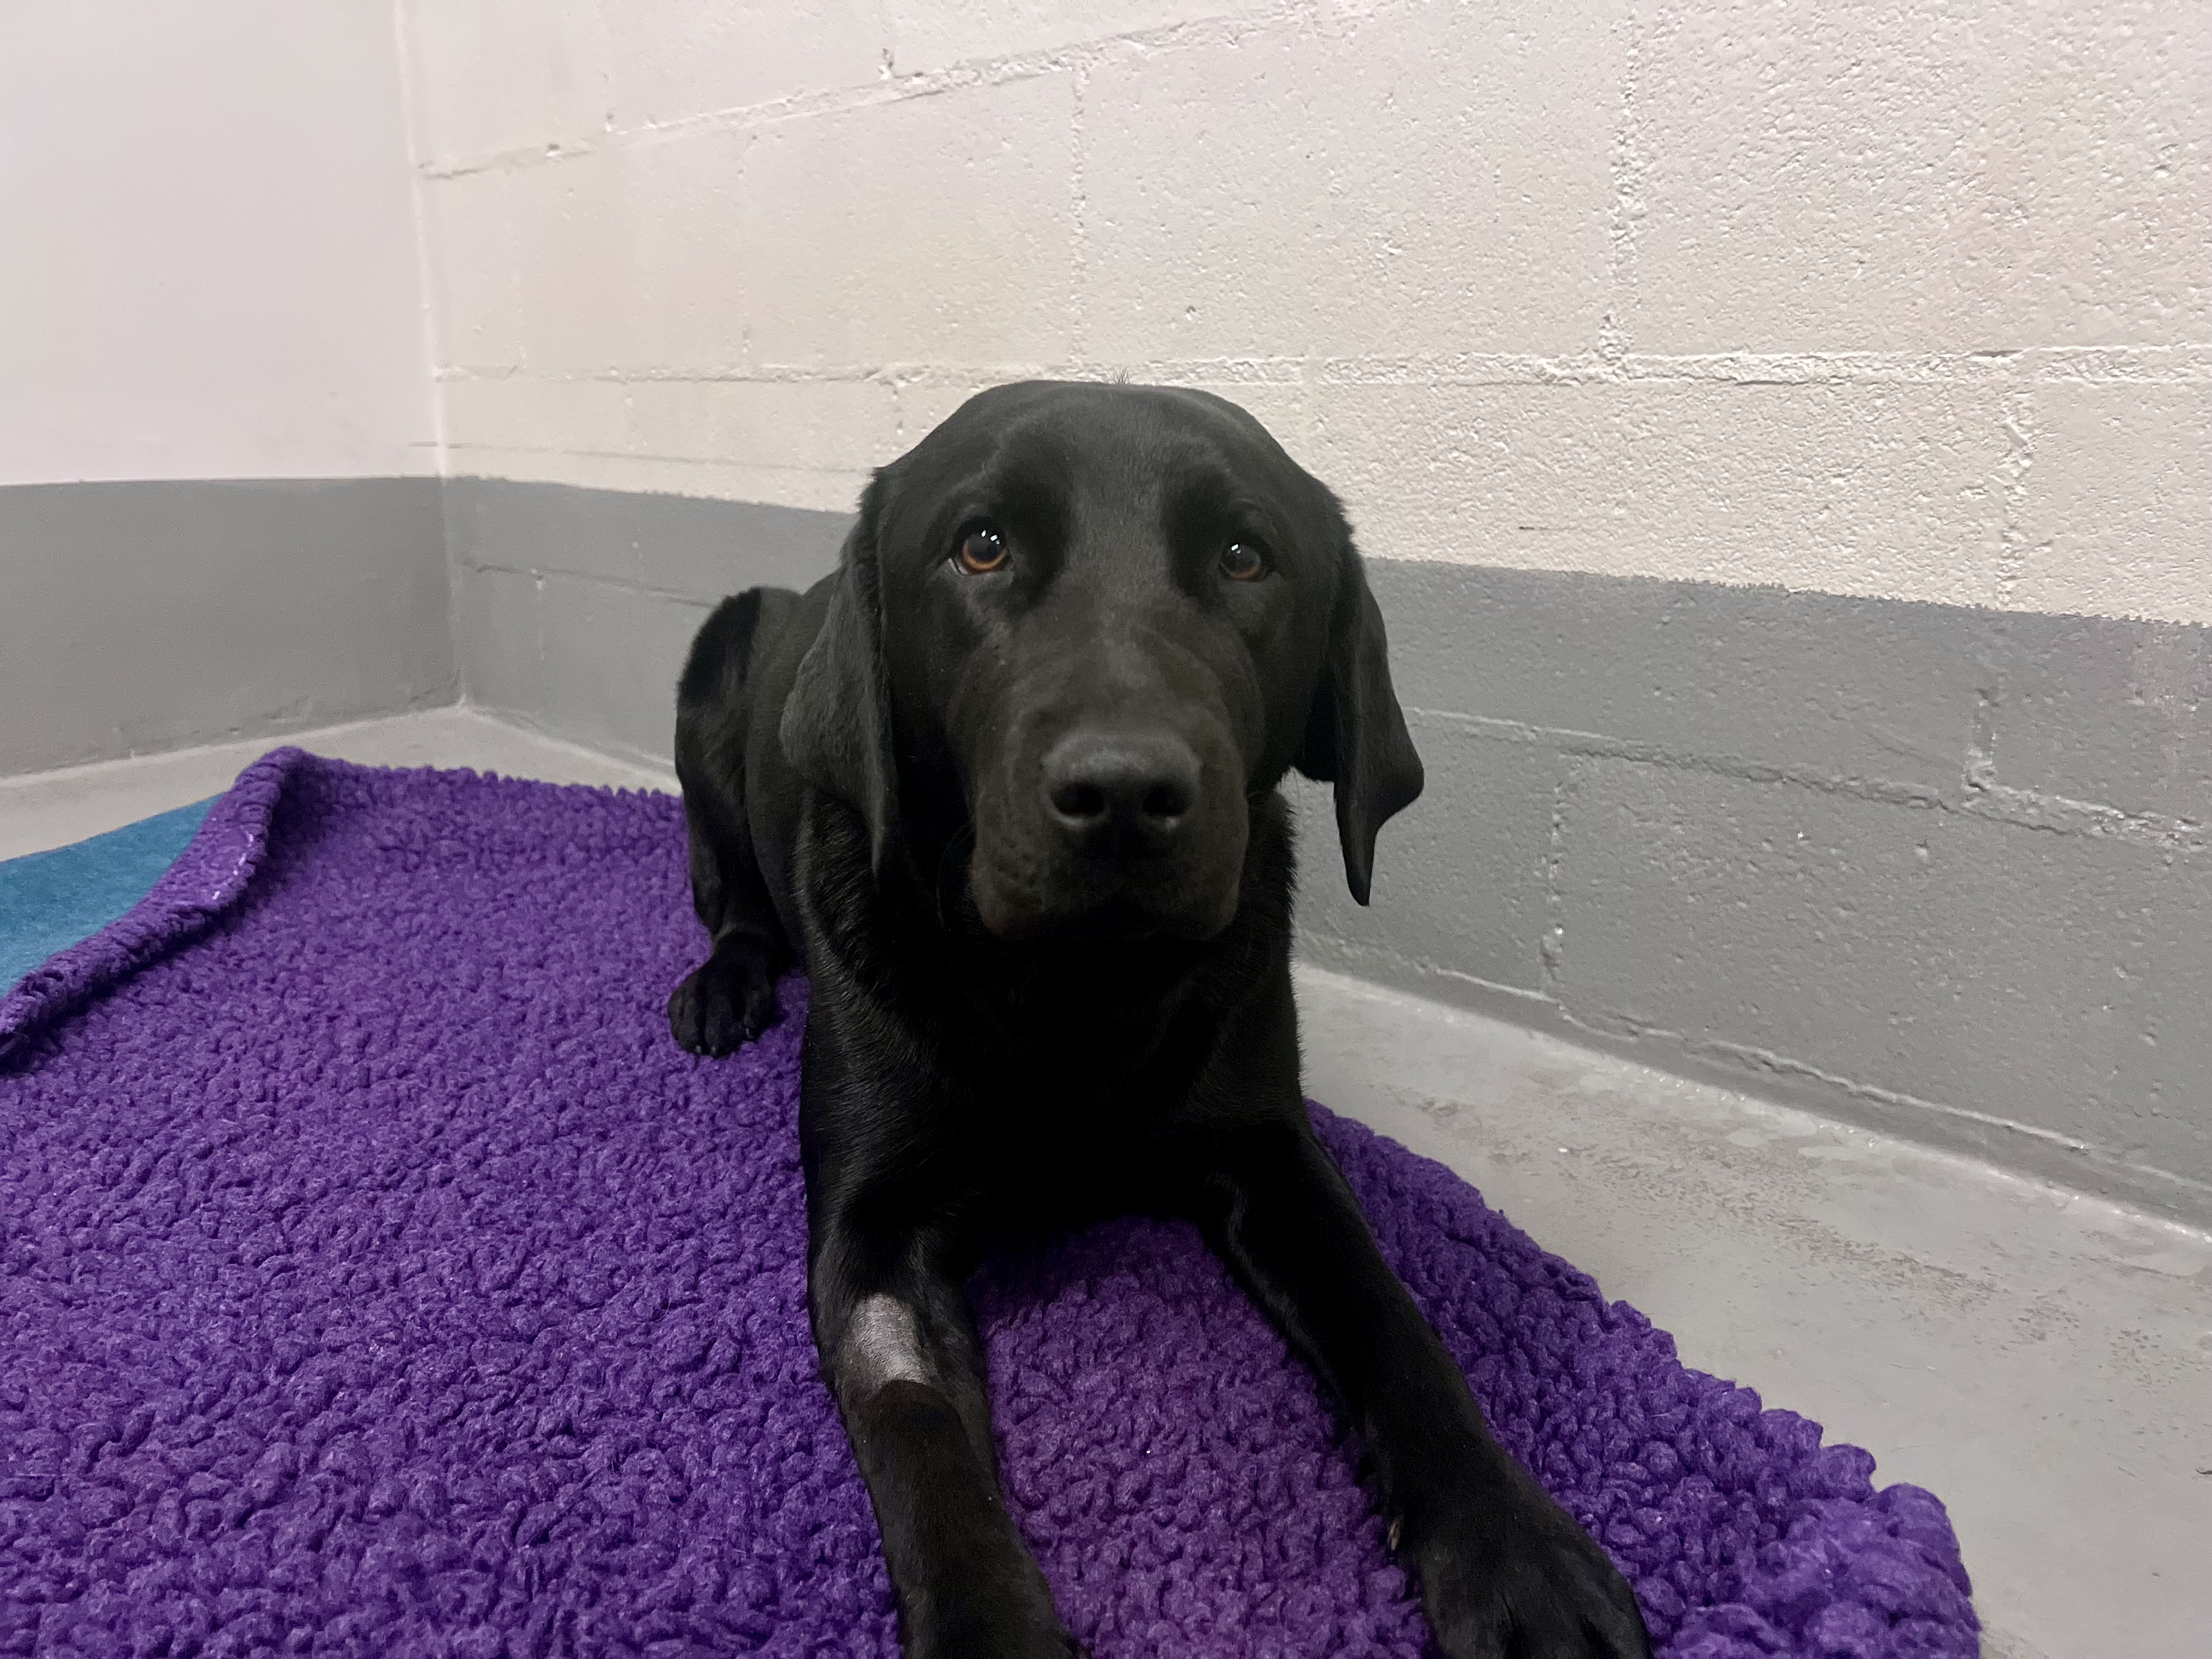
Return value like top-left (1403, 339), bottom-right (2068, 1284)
top-left (0, 752), bottom-right (1977, 1659)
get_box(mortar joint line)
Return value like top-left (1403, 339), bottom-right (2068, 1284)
top-left (1992, 388), bottom-right (2039, 609)
top-left (430, 348), bottom-right (2212, 392)
top-left (1539, 771), bottom-right (1572, 998)
top-left (460, 557), bottom-right (716, 611)
top-left (1598, 0), bottom-right (1644, 375)
top-left (1070, 56), bottom-right (1090, 369)
top-left (390, 1), bottom-right (450, 483)
top-left (1407, 703), bottom-right (2207, 851)
top-left (1964, 678), bottom-right (2001, 797)
top-left (415, 0), bottom-right (1327, 182)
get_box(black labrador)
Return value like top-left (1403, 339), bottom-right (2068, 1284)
top-left (667, 381), bottom-right (1649, 1659)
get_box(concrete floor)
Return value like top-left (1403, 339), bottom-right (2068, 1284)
top-left (0, 707), bottom-right (674, 861)
top-left (4, 707), bottom-right (2207, 1659)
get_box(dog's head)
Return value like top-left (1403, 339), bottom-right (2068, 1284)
top-left (781, 381), bottom-right (1423, 942)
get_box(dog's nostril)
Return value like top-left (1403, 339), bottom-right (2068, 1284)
top-left (1052, 780), bottom-right (1109, 821)
top-left (1141, 783), bottom-right (1189, 821)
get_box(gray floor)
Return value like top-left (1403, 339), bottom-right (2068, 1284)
top-left (0, 706), bottom-right (674, 861)
top-left (4, 708), bottom-right (2205, 1659)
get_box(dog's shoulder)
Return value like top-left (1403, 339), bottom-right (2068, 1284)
top-left (679, 584), bottom-right (823, 710)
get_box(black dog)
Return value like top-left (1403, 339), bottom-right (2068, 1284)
top-left (668, 381), bottom-right (1649, 1659)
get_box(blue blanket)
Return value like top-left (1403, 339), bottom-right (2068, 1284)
top-left (0, 798), bottom-right (213, 991)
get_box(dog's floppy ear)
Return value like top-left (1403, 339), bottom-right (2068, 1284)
top-left (780, 476), bottom-right (901, 876)
top-left (1296, 541), bottom-right (1424, 905)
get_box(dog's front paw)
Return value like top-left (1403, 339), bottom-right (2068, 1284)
top-left (667, 949), bottom-right (778, 1055)
top-left (1412, 1477), bottom-right (1651, 1659)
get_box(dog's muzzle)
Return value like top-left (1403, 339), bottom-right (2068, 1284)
top-left (969, 719), bottom-right (1248, 943)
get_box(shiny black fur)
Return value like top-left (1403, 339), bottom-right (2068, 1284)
top-left (669, 382), bottom-right (1650, 1659)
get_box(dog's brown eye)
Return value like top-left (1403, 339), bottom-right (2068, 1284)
top-left (953, 526), bottom-right (1009, 574)
top-left (1220, 540), bottom-right (1269, 582)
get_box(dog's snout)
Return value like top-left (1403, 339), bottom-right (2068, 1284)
top-left (968, 708), bottom-right (1244, 941)
top-left (1043, 733), bottom-right (1200, 847)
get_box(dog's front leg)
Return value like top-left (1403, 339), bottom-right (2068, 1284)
top-left (1193, 1123), bottom-right (1651, 1659)
top-left (811, 1222), bottom-right (1083, 1659)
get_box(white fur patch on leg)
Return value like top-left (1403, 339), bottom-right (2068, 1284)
top-left (842, 1293), bottom-right (933, 1393)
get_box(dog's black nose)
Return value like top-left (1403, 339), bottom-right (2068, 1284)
top-left (1043, 733), bottom-right (1199, 849)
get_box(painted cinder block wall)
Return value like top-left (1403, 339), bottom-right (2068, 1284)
top-left (0, 0), bottom-right (453, 773)
top-left (398, 0), bottom-right (2212, 1221)
top-left (403, 0), bottom-right (2209, 620)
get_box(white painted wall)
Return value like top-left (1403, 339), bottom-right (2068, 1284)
top-left (403, 0), bottom-right (2211, 624)
top-left (0, 1), bottom-right (437, 486)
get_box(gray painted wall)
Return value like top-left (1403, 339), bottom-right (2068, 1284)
top-left (8, 475), bottom-right (2205, 1226)
top-left (0, 479), bottom-right (453, 775)
top-left (437, 482), bottom-right (2212, 1226)
top-left (1293, 563), bottom-right (2211, 1227)
top-left (441, 479), bottom-right (848, 761)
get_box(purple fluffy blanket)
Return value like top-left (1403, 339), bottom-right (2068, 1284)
top-left (0, 751), bottom-right (1976, 1658)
